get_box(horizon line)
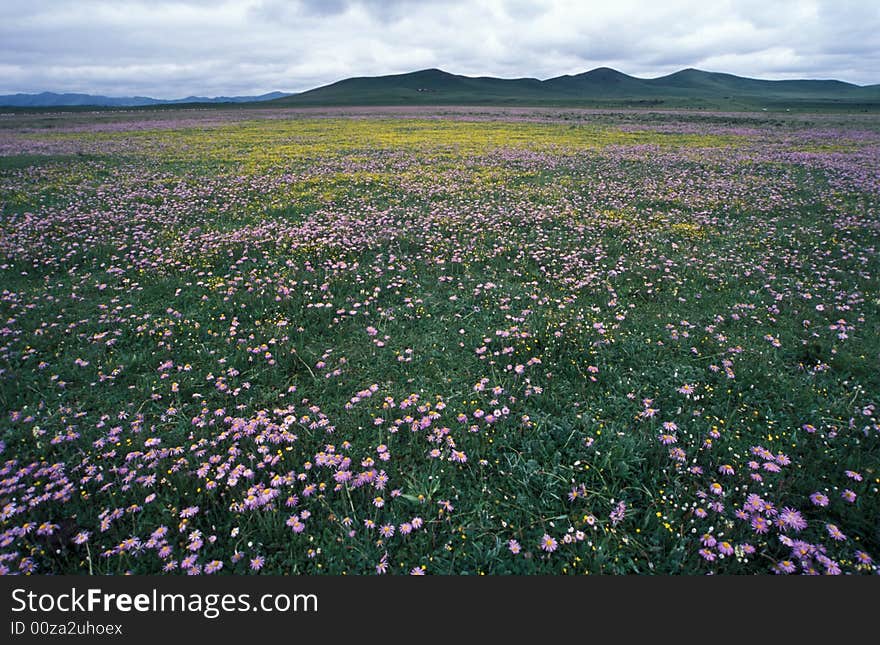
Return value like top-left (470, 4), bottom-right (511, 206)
top-left (2, 65), bottom-right (877, 101)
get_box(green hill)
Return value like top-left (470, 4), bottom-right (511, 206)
top-left (270, 67), bottom-right (880, 111)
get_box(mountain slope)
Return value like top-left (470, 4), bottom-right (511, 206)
top-left (270, 67), bottom-right (880, 110)
top-left (280, 68), bottom-right (550, 105)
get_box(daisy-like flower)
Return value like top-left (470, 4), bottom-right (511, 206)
top-left (824, 560), bottom-right (842, 575)
top-left (825, 524), bottom-right (846, 541)
top-left (717, 541), bottom-right (734, 556)
top-left (250, 556), bottom-right (265, 571)
top-left (36, 522), bottom-right (59, 536)
top-left (508, 539), bottom-right (521, 554)
top-left (179, 506), bottom-right (199, 518)
top-left (751, 515), bottom-right (770, 534)
top-left (540, 534), bottom-right (558, 553)
top-left (841, 489), bottom-right (857, 503)
top-left (809, 492), bottom-right (829, 507)
top-left (72, 531), bottom-right (90, 545)
top-left (181, 554), bottom-right (198, 570)
top-left (204, 560), bottom-right (223, 574)
top-left (379, 524), bottom-right (395, 538)
top-left (286, 516), bottom-right (305, 533)
top-left (376, 553), bottom-right (388, 575)
top-left (610, 500), bottom-right (627, 526)
top-left (774, 453), bottom-right (791, 466)
top-left (778, 507), bottom-right (807, 532)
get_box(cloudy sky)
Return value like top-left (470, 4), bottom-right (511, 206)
top-left (1, 0), bottom-right (878, 97)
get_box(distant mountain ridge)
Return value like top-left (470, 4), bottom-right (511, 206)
top-left (0, 90), bottom-right (291, 108)
top-left (4, 67), bottom-right (879, 110)
top-left (269, 67), bottom-right (880, 110)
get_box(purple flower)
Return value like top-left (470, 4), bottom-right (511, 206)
top-left (379, 524), bottom-right (395, 538)
top-left (717, 541), bottom-right (734, 556)
top-left (825, 524), bottom-right (846, 541)
top-left (855, 551), bottom-right (873, 566)
top-left (778, 507), bottom-right (807, 532)
top-left (751, 515), bottom-right (770, 534)
top-left (610, 500), bottom-right (627, 526)
top-left (375, 553), bottom-right (388, 575)
top-left (540, 534), bottom-right (558, 553)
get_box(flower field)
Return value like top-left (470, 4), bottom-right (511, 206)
top-left (0, 106), bottom-right (878, 574)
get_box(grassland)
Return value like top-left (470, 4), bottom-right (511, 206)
top-left (0, 106), bottom-right (878, 575)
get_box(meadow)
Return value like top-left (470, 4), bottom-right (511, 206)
top-left (0, 105), bottom-right (877, 575)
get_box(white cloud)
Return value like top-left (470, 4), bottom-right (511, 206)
top-left (0, 0), bottom-right (877, 97)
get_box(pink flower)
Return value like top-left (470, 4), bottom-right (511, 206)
top-left (540, 534), bottom-right (558, 553)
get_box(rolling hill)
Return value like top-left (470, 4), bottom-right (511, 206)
top-left (269, 67), bottom-right (880, 111)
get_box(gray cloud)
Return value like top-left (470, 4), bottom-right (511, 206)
top-left (1, 0), bottom-right (877, 97)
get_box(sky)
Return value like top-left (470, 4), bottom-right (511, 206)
top-left (1, 0), bottom-right (878, 98)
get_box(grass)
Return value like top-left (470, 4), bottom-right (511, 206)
top-left (0, 107), bottom-right (878, 575)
